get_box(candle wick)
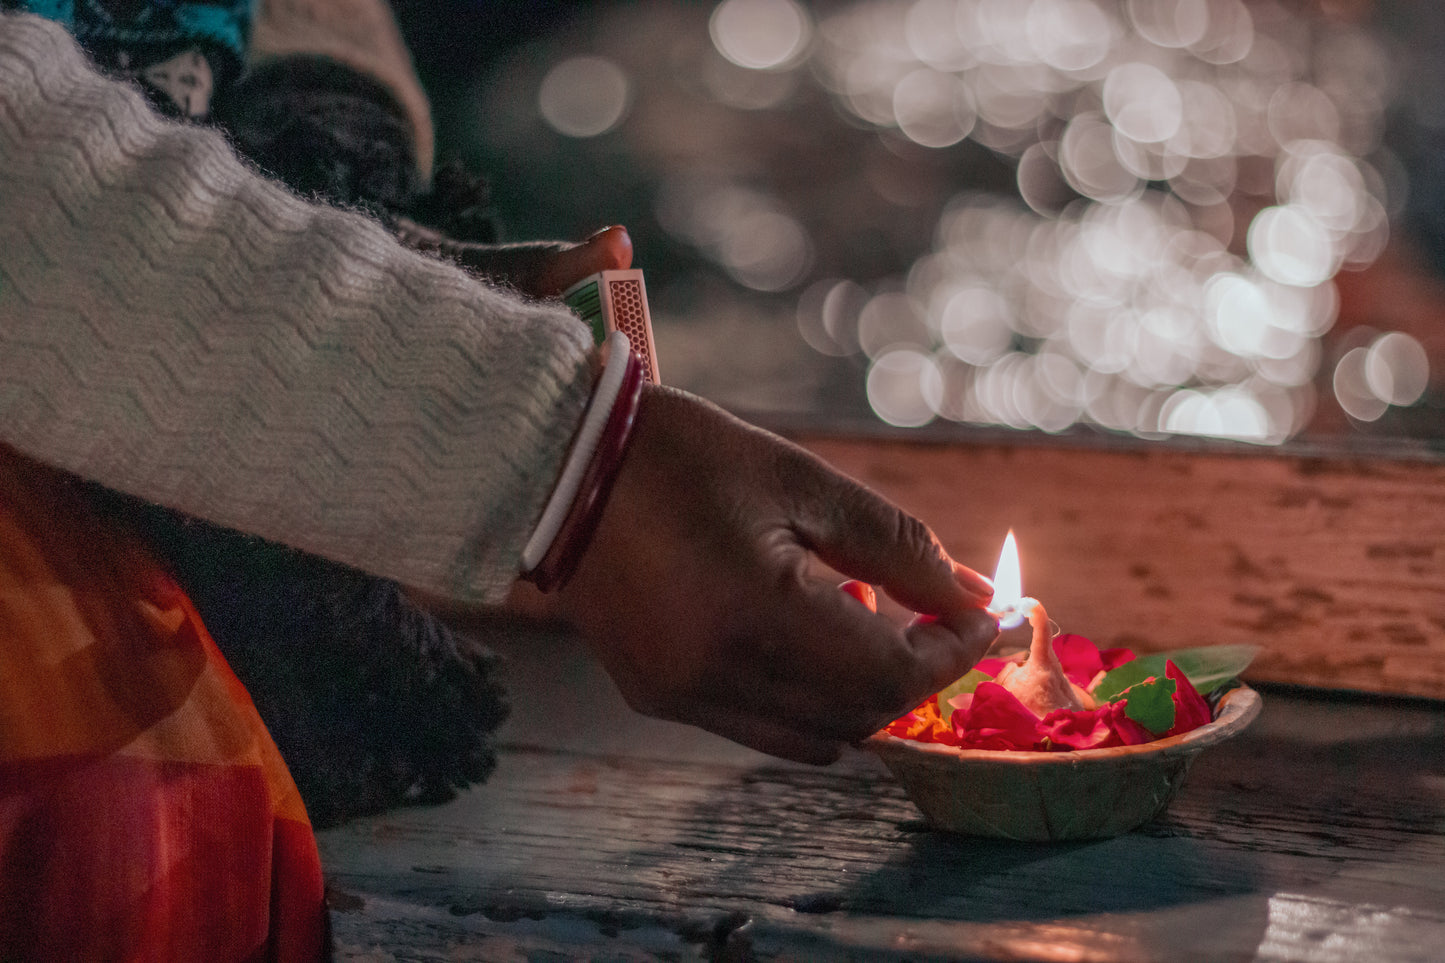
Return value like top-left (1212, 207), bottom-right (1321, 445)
top-left (990, 596), bottom-right (1037, 631)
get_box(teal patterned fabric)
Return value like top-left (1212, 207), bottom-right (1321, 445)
top-left (3, 0), bottom-right (252, 116)
top-left (6, 0), bottom-right (250, 56)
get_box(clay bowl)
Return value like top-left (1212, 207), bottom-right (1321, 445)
top-left (864, 685), bottom-right (1262, 841)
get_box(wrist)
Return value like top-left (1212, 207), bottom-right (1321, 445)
top-left (520, 331), bottom-right (643, 591)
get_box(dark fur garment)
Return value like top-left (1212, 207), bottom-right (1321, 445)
top-left (85, 487), bottom-right (512, 829)
top-left (83, 54), bottom-right (519, 828)
top-left (213, 53), bottom-right (500, 242)
top-left (214, 54), bottom-right (426, 222)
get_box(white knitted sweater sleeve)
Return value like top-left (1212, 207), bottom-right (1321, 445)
top-left (0, 13), bottom-right (596, 603)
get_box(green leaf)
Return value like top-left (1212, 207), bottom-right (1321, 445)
top-left (1092, 644), bottom-right (1260, 702)
top-left (1092, 658), bottom-right (1162, 704)
top-left (936, 668), bottom-right (995, 724)
top-left (1121, 676), bottom-right (1177, 735)
top-left (1162, 644), bottom-right (1260, 694)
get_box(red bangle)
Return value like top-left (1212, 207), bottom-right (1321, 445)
top-left (525, 348), bottom-right (644, 591)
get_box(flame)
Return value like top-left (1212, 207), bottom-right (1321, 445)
top-left (989, 529), bottom-right (1023, 612)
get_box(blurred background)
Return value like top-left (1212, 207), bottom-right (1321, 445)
top-left (393, 0), bottom-right (1445, 449)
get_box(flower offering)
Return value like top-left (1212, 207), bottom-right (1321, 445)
top-left (882, 632), bottom-right (1256, 752)
top-left (862, 529), bottom-right (1258, 754)
top-left (857, 531), bottom-right (1263, 840)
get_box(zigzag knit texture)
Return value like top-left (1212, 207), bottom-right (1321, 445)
top-left (0, 12), bottom-right (595, 603)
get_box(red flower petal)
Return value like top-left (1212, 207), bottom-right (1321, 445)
top-left (1039, 705), bottom-right (1116, 750)
top-left (952, 682), bottom-right (1045, 751)
top-left (1099, 646), bottom-right (1136, 671)
top-left (945, 691), bottom-right (973, 716)
top-left (1100, 700), bottom-right (1156, 746)
top-left (1164, 660), bottom-right (1212, 737)
top-left (1039, 700), bottom-right (1155, 750)
top-left (1051, 633), bottom-right (1103, 688)
top-left (883, 641), bottom-right (1211, 754)
top-left (973, 656), bottom-right (1014, 678)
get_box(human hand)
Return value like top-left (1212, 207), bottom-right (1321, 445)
top-left (394, 221), bottom-right (633, 298)
top-left (555, 386), bottom-right (998, 764)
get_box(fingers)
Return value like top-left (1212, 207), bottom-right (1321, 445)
top-left (903, 606), bottom-right (1000, 694)
top-left (680, 705), bottom-right (844, 765)
top-left (431, 226), bottom-right (633, 298)
top-left (558, 386), bottom-right (997, 766)
top-left (714, 580), bottom-right (996, 743)
top-left (788, 458), bottom-right (991, 617)
top-left (952, 559), bottom-right (994, 601)
top-left (592, 225), bottom-right (634, 270)
top-left (811, 579), bottom-right (998, 719)
top-left (531, 226), bottom-right (633, 297)
top-left (450, 240), bottom-right (569, 293)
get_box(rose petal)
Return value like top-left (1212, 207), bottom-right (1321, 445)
top-left (885, 642), bottom-right (1201, 754)
top-left (1100, 700), bottom-right (1156, 746)
top-left (945, 692), bottom-right (973, 715)
top-left (1052, 633), bottom-right (1104, 687)
top-left (1039, 700), bottom-right (1155, 750)
top-left (1039, 706), bottom-right (1117, 750)
top-left (1164, 660), bottom-right (1212, 737)
top-left (1100, 646), bottom-right (1136, 671)
top-left (953, 682), bottom-right (1045, 751)
top-left (973, 656), bottom-right (1015, 678)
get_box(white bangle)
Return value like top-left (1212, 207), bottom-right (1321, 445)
top-left (521, 331), bottom-right (632, 573)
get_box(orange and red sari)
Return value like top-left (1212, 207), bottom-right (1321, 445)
top-left (0, 447), bottom-right (327, 961)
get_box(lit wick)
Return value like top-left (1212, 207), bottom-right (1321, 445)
top-left (987, 530), bottom-right (1034, 630)
top-left (987, 530), bottom-right (1086, 714)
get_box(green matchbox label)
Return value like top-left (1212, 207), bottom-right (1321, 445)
top-left (563, 279), bottom-right (607, 345)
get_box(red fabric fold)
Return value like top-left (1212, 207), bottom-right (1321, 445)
top-left (0, 447), bottom-right (327, 962)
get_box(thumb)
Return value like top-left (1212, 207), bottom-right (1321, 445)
top-left (532, 226), bottom-right (633, 297)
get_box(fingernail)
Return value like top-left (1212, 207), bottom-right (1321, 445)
top-left (839, 579), bottom-right (878, 613)
top-left (954, 563), bottom-right (994, 600)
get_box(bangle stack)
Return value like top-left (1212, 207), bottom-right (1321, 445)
top-left (521, 331), bottom-right (644, 591)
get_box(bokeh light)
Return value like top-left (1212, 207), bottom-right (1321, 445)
top-left (793, 0), bottom-right (1405, 444)
top-left (1363, 332), bottom-right (1430, 407)
top-left (1104, 63), bottom-right (1183, 145)
top-left (892, 68), bottom-right (976, 148)
top-left (867, 348), bottom-right (943, 426)
top-left (513, 0), bottom-right (1424, 443)
top-left (1330, 329), bottom-right (1430, 423)
top-left (657, 178), bottom-right (814, 292)
top-left (538, 56), bottom-right (631, 137)
top-left (709, 0), bottom-right (812, 71)
top-left (1333, 345), bottom-right (1389, 422)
